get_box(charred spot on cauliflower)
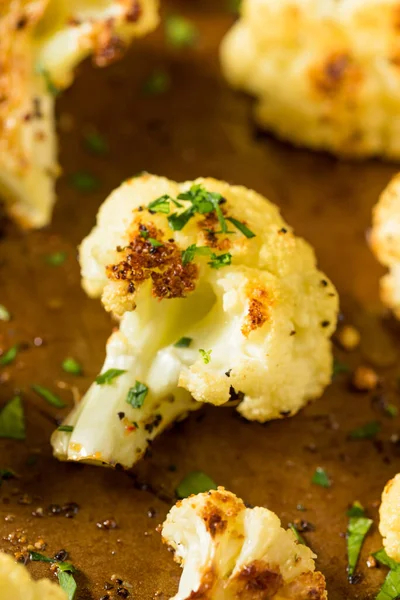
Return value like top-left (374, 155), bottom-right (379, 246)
top-left (52, 174), bottom-right (338, 468)
top-left (379, 473), bottom-right (400, 562)
top-left (371, 174), bottom-right (400, 319)
top-left (161, 487), bottom-right (328, 600)
top-left (0, 551), bottom-right (67, 600)
top-left (220, 0), bottom-right (400, 159)
top-left (0, 0), bottom-right (159, 228)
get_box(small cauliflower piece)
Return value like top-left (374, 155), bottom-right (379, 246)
top-left (221, 0), bottom-right (400, 159)
top-left (52, 174), bottom-right (338, 468)
top-left (161, 487), bottom-right (328, 600)
top-left (0, 0), bottom-right (159, 228)
top-left (380, 473), bottom-right (400, 562)
top-left (0, 551), bottom-right (67, 600)
top-left (371, 174), bottom-right (400, 318)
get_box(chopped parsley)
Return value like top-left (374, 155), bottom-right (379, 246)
top-left (0, 305), bottom-right (11, 322)
top-left (62, 358), bottom-right (82, 375)
top-left (148, 238), bottom-right (163, 247)
top-left (58, 570), bottom-right (77, 600)
top-left (29, 552), bottom-right (53, 563)
top-left (174, 337), bottom-right (192, 348)
top-left (227, 217), bottom-right (256, 238)
top-left (349, 421), bottom-right (381, 440)
top-left (386, 404), bottom-right (398, 418)
top-left (176, 471), bottom-right (217, 498)
top-left (0, 345), bottom-right (18, 366)
top-left (182, 244), bottom-right (232, 270)
top-left (57, 425), bottom-right (74, 433)
top-left (332, 357), bottom-right (350, 379)
top-left (96, 369), bottom-right (126, 385)
top-left (126, 381), bottom-right (148, 409)
top-left (208, 252), bottom-right (232, 269)
top-left (165, 14), bottom-right (198, 48)
top-left (199, 349), bottom-right (212, 364)
top-left (84, 131), bottom-right (108, 155)
top-left (36, 64), bottom-right (60, 96)
top-left (347, 501), bottom-right (365, 518)
top-left (0, 468), bottom-right (16, 485)
top-left (374, 549), bottom-right (400, 600)
top-left (69, 171), bottom-right (100, 193)
top-left (30, 552), bottom-right (76, 598)
top-left (289, 524), bottom-right (306, 545)
top-left (0, 396), bottom-right (25, 440)
top-left (148, 195), bottom-right (172, 214)
top-left (142, 70), bottom-right (170, 95)
top-left (45, 251), bottom-right (67, 266)
top-left (347, 503), bottom-right (373, 580)
top-left (32, 384), bottom-right (66, 408)
top-left (311, 467), bottom-right (331, 488)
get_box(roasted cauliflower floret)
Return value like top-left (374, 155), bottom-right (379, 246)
top-left (371, 174), bottom-right (400, 318)
top-left (221, 0), bottom-right (400, 159)
top-left (379, 473), bottom-right (400, 562)
top-left (52, 174), bottom-right (338, 468)
top-left (0, 551), bottom-right (67, 600)
top-left (161, 487), bottom-right (328, 600)
top-left (0, 0), bottom-right (159, 228)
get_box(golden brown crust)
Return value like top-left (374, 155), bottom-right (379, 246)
top-left (106, 221), bottom-right (199, 299)
top-left (231, 561), bottom-right (283, 599)
top-left (242, 287), bottom-right (271, 337)
top-left (279, 571), bottom-right (328, 600)
top-left (310, 52), bottom-right (362, 99)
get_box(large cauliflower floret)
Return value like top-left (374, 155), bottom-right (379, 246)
top-left (0, 0), bottom-right (159, 228)
top-left (221, 0), bottom-right (400, 159)
top-left (161, 487), bottom-right (328, 600)
top-left (52, 174), bottom-right (338, 468)
top-left (379, 473), bottom-right (400, 562)
top-left (0, 551), bottom-right (67, 600)
top-left (371, 174), bottom-right (400, 318)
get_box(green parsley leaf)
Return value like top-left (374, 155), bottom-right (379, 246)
top-left (148, 238), bottom-right (163, 247)
top-left (386, 404), bottom-right (398, 418)
top-left (0, 345), bottom-right (18, 366)
top-left (227, 217), bottom-right (256, 239)
top-left (312, 467), bottom-right (331, 488)
top-left (0, 396), bottom-right (25, 440)
top-left (29, 551), bottom-right (53, 563)
top-left (96, 369), bottom-right (126, 385)
top-left (332, 358), bottom-right (350, 378)
top-left (349, 421), bottom-right (381, 440)
top-left (0, 305), bottom-right (11, 322)
top-left (84, 131), bottom-right (108, 155)
top-left (57, 562), bottom-right (76, 573)
top-left (227, 0), bottom-right (242, 14)
top-left (69, 171), bottom-right (100, 193)
top-left (142, 70), bottom-right (170, 95)
top-left (199, 349), bottom-right (212, 364)
top-left (182, 244), bottom-right (211, 266)
top-left (209, 252), bottom-right (232, 269)
top-left (174, 337), bottom-right (192, 348)
top-left (58, 570), bottom-right (77, 600)
top-left (374, 549), bottom-right (400, 571)
top-left (165, 14), bottom-right (198, 47)
top-left (36, 65), bottom-right (60, 96)
top-left (0, 468), bottom-right (15, 483)
top-left (347, 502), bottom-right (365, 518)
top-left (126, 381), bottom-right (148, 409)
top-left (374, 550), bottom-right (400, 600)
top-left (289, 524), bottom-right (306, 545)
top-left (176, 471), bottom-right (217, 498)
top-left (347, 513), bottom-right (373, 579)
top-left (57, 425), bottom-right (74, 433)
top-left (32, 385), bottom-right (66, 408)
top-left (45, 251), bottom-right (67, 266)
top-left (62, 358), bottom-right (82, 375)
top-left (168, 207), bottom-right (195, 231)
top-left (148, 194), bottom-right (172, 214)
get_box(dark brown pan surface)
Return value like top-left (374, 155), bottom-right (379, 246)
top-left (1, 2), bottom-right (400, 598)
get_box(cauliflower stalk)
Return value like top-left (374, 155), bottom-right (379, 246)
top-left (0, 0), bottom-right (159, 228)
top-left (380, 473), bottom-right (400, 562)
top-left (0, 551), bottom-right (67, 600)
top-left (161, 487), bottom-right (328, 600)
top-left (220, 0), bottom-right (400, 159)
top-left (52, 174), bottom-right (338, 468)
top-left (371, 174), bottom-right (400, 319)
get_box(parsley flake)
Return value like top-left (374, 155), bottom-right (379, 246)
top-left (148, 237), bottom-right (163, 247)
top-left (373, 550), bottom-right (400, 600)
top-left (36, 64), bottom-right (60, 96)
top-left (332, 358), bottom-right (350, 379)
top-left (347, 501), bottom-right (365, 518)
top-left (70, 171), bottom-right (100, 193)
top-left (165, 14), bottom-right (198, 48)
top-left (289, 524), bottom-right (307, 545)
top-left (148, 195), bottom-right (172, 214)
top-left (58, 424), bottom-right (74, 433)
top-left (32, 385), bottom-right (66, 408)
top-left (227, 217), bottom-right (256, 238)
top-left (126, 381), bottom-right (148, 409)
top-left (45, 251), bottom-right (67, 266)
top-left (349, 421), bottom-right (381, 440)
top-left (176, 471), bottom-right (217, 498)
top-left (62, 358), bottom-right (82, 375)
top-left (182, 244), bottom-right (211, 265)
top-left (174, 337), bottom-right (192, 348)
top-left (84, 131), bottom-right (108, 155)
top-left (96, 369), bottom-right (126, 385)
top-left (142, 70), bottom-right (170, 96)
top-left (0, 396), bottom-right (25, 440)
top-left (0, 345), bottom-right (18, 366)
top-left (199, 349), bottom-right (212, 364)
top-left (0, 305), bottom-right (11, 322)
top-left (208, 252), bottom-right (232, 269)
top-left (311, 467), bottom-right (331, 488)
top-left (58, 570), bottom-right (77, 600)
top-left (347, 504), bottom-right (373, 580)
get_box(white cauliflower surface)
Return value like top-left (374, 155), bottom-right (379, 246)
top-left (221, 0), bottom-right (400, 159)
top-left (52, 174), bottom-right (338, 468)
top-left (0, 552), bottom-right (67, 600)
top-left (161, 487), bottom-right (328, 600)
top-left (380, 473), bottom-right (400, 562)
top-left (371, 174), bottom-right (400, 319)
top-left (0, 0), bottom-right (159, 228)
